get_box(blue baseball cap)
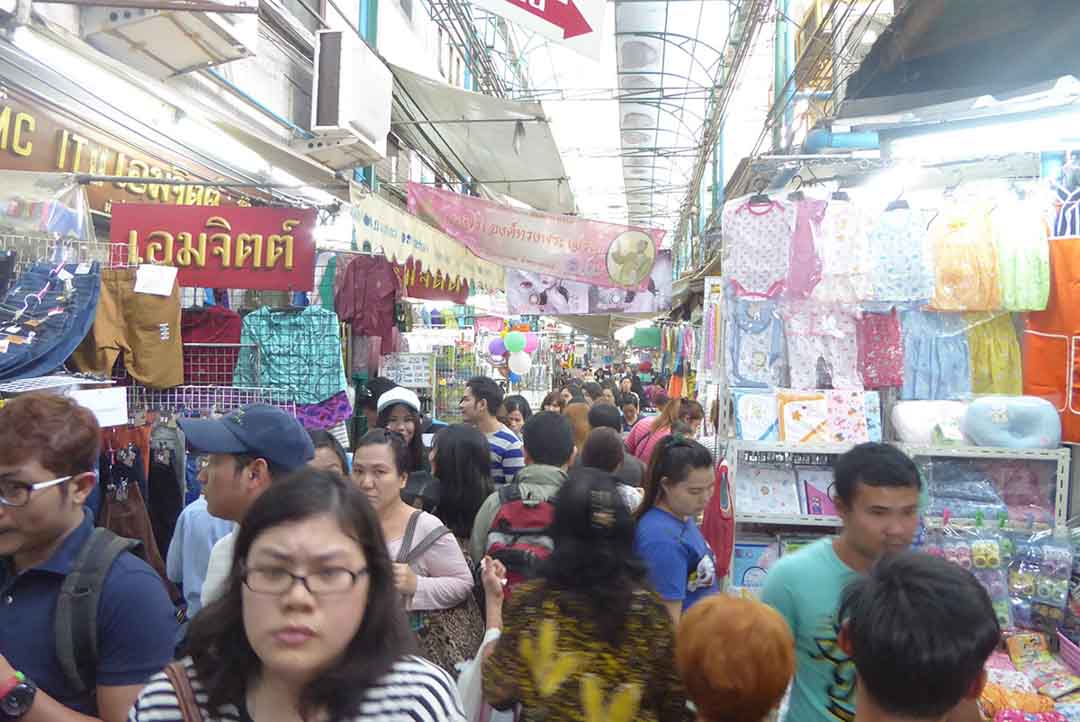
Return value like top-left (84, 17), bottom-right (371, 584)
top-left (179, 404), bottom-right (315, 472)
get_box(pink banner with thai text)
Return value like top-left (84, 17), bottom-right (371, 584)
top-left (407, 182), bottom-right (665, 289)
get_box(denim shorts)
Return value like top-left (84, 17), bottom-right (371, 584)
top-left (0, 261), bottom-right (100, 380)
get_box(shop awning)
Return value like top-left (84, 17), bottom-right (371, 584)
top-left (0, 25), bottom-right (343, 207)
top-left (390, 65), bottom-right (576, 215)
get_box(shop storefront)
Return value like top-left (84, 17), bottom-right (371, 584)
top-left (699, 76), bottom-right (1080, 714)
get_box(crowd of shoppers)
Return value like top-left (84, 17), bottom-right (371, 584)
top-left (0, 375), bottom-right (1003, 722)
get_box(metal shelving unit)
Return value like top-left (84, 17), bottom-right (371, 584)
top-left (729, 440), bottom-right (1072, 529)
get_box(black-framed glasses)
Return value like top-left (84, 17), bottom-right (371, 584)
top-left (241, 565), bottom-right (369, 596)
top-left (0, 476), bottom-right (71, 508)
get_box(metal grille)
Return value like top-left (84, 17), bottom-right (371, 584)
top-left (110, 343), bottom-right (261, 387)
top-left (0, 234), bottom-right (136, 274)
top-left (127, 384), bottom-right (296, 417)
top-left (433, 343), bottom-right (477, 424)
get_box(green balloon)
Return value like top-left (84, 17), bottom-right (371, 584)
top-left (504, 331), bottom-right (527, 353)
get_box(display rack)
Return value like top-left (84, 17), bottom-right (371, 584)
top-left (729, 440), bottom-right (1072, 529)
top-left (0, 234), bottom-right (135, 273)
top-left (730, 440), bottom-right (850, 528)
top-left (903, 444), bottom-right (1071, 529)
top-left (126, 384), bottom-right (296, 417)
top-left (433, 343), bottom-right (478, 424)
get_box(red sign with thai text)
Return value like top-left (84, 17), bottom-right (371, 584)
top-left (110, 204), bottom-right (317, 291)
top-left (393, 259), bottom-right (469, 303)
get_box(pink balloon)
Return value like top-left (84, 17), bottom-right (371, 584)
top-left (523, 333), bottom-right (539, 353)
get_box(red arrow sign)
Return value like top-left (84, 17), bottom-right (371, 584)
top-left (513, 0), bottom-right (592, 38)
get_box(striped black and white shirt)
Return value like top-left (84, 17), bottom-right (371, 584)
top-left (128, 656), bottom-right (466, 722)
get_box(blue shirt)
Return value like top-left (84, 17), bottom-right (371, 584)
top-left (166, 497), bottom-right (235, 619)
top-left (487, 425), bottom-right (525, 484)
top-left (634, 506), bottom-right (719, 610)
top-left (760, 537), bottom-right (858, 722)
top-left (0, 512), bottom-right (178, 715)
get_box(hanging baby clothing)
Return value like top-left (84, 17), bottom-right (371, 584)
top-left (1023, 236), bottom-right (1080, 443)
top-left (966, 313), bottom-right (1022, 395)
top-left (901, 311), bottom-right (972, 401)
top-left (864, 206), bottom-right (935, 305)
top-left (857, 310), bottom-right (904, 389)
top-left (726, 292), bottom-right (787, 388)
top-left (786, 199), bottom-right (826, 299)
top-left (927, 204), bottom-right (1002, 311)
top-left (722, 198), bottom-right (796, 296)
top-left (993, 201), bottom-right (1050, 311)
top-left (811, 198), bottom-right (872, 304)
top-left (781, 303), bottom-right (861, 391)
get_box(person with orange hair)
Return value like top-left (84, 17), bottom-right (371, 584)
top-left (676, 594), bottom-right (795, 722)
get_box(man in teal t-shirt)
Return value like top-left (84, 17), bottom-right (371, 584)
top-left (761, 443), bottom-right (922, 722)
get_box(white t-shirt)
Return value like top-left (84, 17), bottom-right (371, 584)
top-left (200, 531), bottom-right (236, 607)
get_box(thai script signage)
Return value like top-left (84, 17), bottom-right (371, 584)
top-left (111, 204), bottom-right (316, 291)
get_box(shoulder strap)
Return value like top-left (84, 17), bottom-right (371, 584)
top-left (401, 524), bottom-right (453, 566)
top-left (163, 662), bottom-right (204, 722)
top-left (394, 511), bottom-right (423, 564)
top-left (498, 483), bottom-right (523, 505)
top-left (55, 528), bottom-right (141, 694)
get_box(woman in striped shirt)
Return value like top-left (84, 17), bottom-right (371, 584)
top-left (127, 470), bottom-right (465, 722)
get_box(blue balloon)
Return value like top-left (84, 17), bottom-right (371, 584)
top-left (508, 372), bottom-right (522, 383)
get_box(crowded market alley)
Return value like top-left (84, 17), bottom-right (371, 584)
top-left (4, 1), bottom-right (1080, 721)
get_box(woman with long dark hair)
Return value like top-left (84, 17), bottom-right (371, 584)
top-left (500, 395), bottom-right (532, 437)
top-left (482, 467), bottom-right (687, 721)
top-left (128, 470), bottom-right (463, 722)
top-left (624, 396), bottom-right (705, 464)
top-left (634, 435), bottom-right (718, 623)
top-left (376, 387), bottom-right (429, 473)
top-left (429, 424), bottom-right (495, 541)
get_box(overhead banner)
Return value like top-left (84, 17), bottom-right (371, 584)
top-left (394, 259), bottom-right (469, 304)
top-left (470, 0), bottom-right (606, 60)
top-left (504, 251), bottom-right (672, 315)
top-left (349, 183), bottom-right (504, 292)
top-left (111, 204), bottom-right (316, 291)
top-left (408, 182), bottom-right (665, 289)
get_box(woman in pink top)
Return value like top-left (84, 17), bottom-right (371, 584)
top-left (626, 397), bottom-right (706, 465)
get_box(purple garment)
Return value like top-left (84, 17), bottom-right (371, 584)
top-left (294, 391), bottom-right (353, 430)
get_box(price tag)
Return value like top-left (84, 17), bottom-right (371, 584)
top-left (57, 269), bottom-right (74, 282)
top-left (75, 263), bottom-right (92, 275)
top-left (134, 265), bottom-right (178, 296)
top-left (0, 339), bottom-right (8, 354)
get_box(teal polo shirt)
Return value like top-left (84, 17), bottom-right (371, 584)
top-left (0, 512), bottom-right (178, 715)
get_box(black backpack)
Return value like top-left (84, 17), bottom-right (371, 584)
top-left (54, 528), bottom-right (141, 694)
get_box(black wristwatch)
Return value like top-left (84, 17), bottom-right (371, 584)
top-left (0, 673), bottom-right (37, 719)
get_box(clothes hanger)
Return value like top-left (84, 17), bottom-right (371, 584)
top-left (747, 177), bottom-right (772, 205)
top-left (787, 175), bottom-right (805, 201)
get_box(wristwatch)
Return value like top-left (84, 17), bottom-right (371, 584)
top-left (0, 673), bottom-right (36, 719)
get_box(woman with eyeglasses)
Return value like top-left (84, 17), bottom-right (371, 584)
top-left (351, 429), bottom-right (480, 675)
top-left (634, 435), bottom-right (719, 623)
top-left (127, 470), bottom-right (465, 722)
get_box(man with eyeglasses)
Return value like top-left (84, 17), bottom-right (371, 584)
top-left (178, 404), bottom-right (314, 609)
top-left (0, 392), bottom-right (178, 722)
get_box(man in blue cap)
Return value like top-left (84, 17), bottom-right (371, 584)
top-left (178, 405), bottom-right (314, 607)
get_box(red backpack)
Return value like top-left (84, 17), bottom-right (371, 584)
top-left (485, 483), bottom-right (556, 599)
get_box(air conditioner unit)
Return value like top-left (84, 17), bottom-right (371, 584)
top-left (289, 130), bottom-right (383, 171)
top-left (311, 29), bottom-right (391, 159)
top-left (81, 1), bottom-right (258, 79)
